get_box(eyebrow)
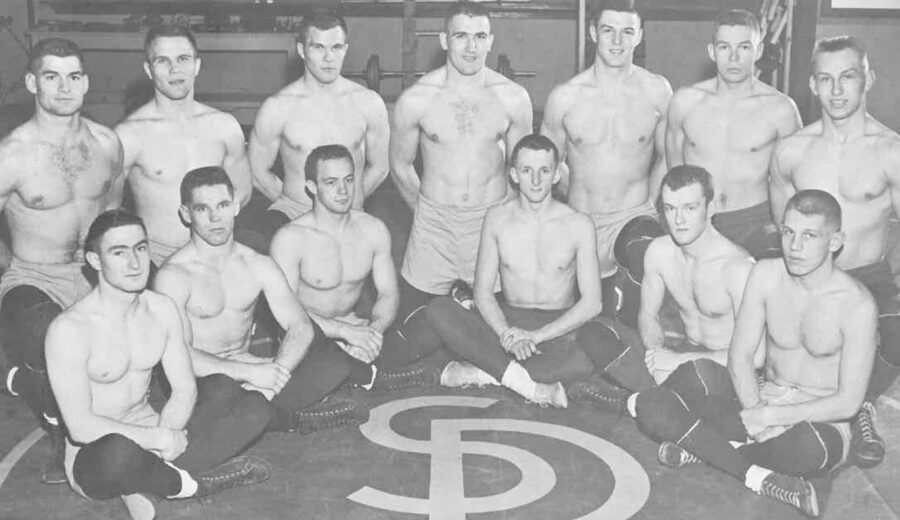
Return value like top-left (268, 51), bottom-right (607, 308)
top-left (107, 239), bottom-right (148, 252)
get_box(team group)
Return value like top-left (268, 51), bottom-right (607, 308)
top-left (0, 0), bottom-right (897, 518)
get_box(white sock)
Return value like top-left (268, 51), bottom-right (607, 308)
top-left (744, 464), bottom-right (772, 494)
top-left (360, 365), bottom-right (377, 391)
top-left (501, 362), bottom-right (537, 400)
top-left (165, 462), bottom-right (198, 499)
top-left (626, 393), bottom-right (639, 418)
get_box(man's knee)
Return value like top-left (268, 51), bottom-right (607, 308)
top-left (614, 215), bottom-right (663, 281)
top-left (1, 286), bottom-right (61, 367)
top-left (634, 387), bottom-right (697, 442)
top-left (878, 314), bottom-right (900, 366)
top-left (424, 296), bottom-right (460, 333)
top-left (196, 374), bottom-right (243, 405)
top-left (663, 359), bottom-right (732, 405)
top-left (74, 433), bottom-right (146, 499)
top-left (576, 319), bottom-right (627, 369)
top-left (238, 388), bottom-right (276, 428)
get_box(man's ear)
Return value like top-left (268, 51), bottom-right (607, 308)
top-left (707, 42), bottom-right (716, 63)
top-left (552, 165), bottom-right (561, 185)
top-left (296, 41), bottom-right (306, 62)
top-left (829, 230), bottom-right (845, 253)
top-left (25, 71), bottom-right (37, 94)
top-left (509, 166), bottom-right (520, 185)
top-left (178, 205), bottom-right (191, 225)
top-left (439, 31), bottom-right (448, 51)
top-left (86, 251), bottom-right (101, 272)
top-left (305, 179), bottom-right (318, 198)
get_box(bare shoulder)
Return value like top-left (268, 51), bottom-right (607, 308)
top-left (645, 234), bottom-right (675, 262)
top-left (351, 209), bottom-right (389, 235)
top-left (835, 270), bottom-right (878, 317)
top-left (348, 83), bottom-right (388, 112)
top-left (82, 117), bottom-right (121, 151)
top-left (0, 122), bottom-right (32, 163)
top-left (747, 258), bottom-right (784, 290)
top-left (865, 115), bottom-right (900, 152)
top-left (545, 74), bottom-right (585, 112)
top-left (155, 254), bottom-right (193, 285)
top-left (634, 66), bottom-right (673, 101)
top-left (484, 200), bottom-right (514, 226)
top-left (671, 79), bottom-right (712, 111)
top-left (557, 203), bottom-right (592, 230)
top-left (196, 102), bottom-right (241, 127)
top-left (775, 121), bottom-right (819, 165)
top-left (487, 69), bottom-right (530, 107)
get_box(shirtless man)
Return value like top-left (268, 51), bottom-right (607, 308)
top-left (249, 10), bottom-right (389, 250)
top-left (116, 25), bottom-right (252, 265)
top-left (0, 38), bottom-right (123, 483)
top-left (427, 134), bottom-right (632, 408)
top-left (769, 36), bottom-right (900, 468)
top-left (271, 145), bottom-right (444, 383)
top-left (46, 210), bottom-right (271, 520)
top-left (632, 190), bottom-right (876, 518)
top-left (541, 0), bottom-right (671, 324)
top-left (667, 9), bottom-right (801, 259)
top-left (392, 1), bottom-right (533, 308)
top-left (155, 166), bottom-right (376, 434)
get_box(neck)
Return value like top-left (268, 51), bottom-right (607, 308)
top-left (34, 108), bottom-right (81, 137)
top-left (792, 260), bottom-right (836, 291)
top-left (300, 73), bottom-right (341, 93)
top-left (592, 59), bottom-right (634, 82)
top-left (822, 108), bottom-right (868, 142)
top-left (715, 75), bottom-right (756, 95)
top-left (312, 203), bottom-right (352, 230)
top-left (191, 234), bottom-right (236, 264)
top-left (445, 64), bottom-right (487, 89)
top-left (516, 192), bottom-right (553, 215)
top-left (153, 91), bottom-right (195, 116)
top-left (679, 224), bottom-right (717, 258)
top-left (96, 280), bottom-right (142, 313)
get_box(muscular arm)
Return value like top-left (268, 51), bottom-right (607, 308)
top-left (638, 239), bottom-right (667, 350)
top-left (473, 209), bottom-right (509, 337)
top-left (46, 317), bottom-right (165, 449)
top-left (539, 86), bottom-right (572, 195)
top-left (367, 220), bottom-right (399, 333)
top-left (248, 97), bottom-right (286, 201)
top-left (765, 293), bottom-right (878, 425)
top-left (389, 92), bottom-right (423, 209)
top-left (269, 226), bottom-right (302, 293)
top-left (222, 116), bottom-right (252, 208)
top-left (156, 299), bottom-right (198, 431)
top-left (504, 86), bottom-right (534, 166)
top-left (664, 90), bottom-right (690, 168)
top-left (360, 92), bottom-right (391, 201)
top-left (105, 134), bottom-right (126, 211)
top-left (258, 256), bottom-right (315, 371)
top-left (649, 81), bottom-right (674, 202)
top-left (728, 262), bottom-right (770, 409)
top-left (531, 217), bottom-right (602, 343)
top-left (768, 141), bottom-right (797, 225)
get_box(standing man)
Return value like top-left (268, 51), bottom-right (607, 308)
top-left (632, 191), bottom-right (876, 518)
top-left (667, 9), bottom-right (801, 259)
top-left (271, 145), bottom-right (445, 379)
top-left (391, 1), bottom-right (533, 309)
top-left (47, 210), bottom-right (272, 520)
top-left (541, 0), bottom-right (671, 324)
top-left (116, 25), bottom-right (252, 265)
top-left (249, 10), bottom-right (390, 251)
top-left (0, 38), bottom-right (124, 484)
top-left (770, 35), bottom-right (900, 468)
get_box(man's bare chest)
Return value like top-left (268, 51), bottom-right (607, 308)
top-left (17, 140), bottom-right (114, 209)
top-left (420, 95), bottom-right (508, 143)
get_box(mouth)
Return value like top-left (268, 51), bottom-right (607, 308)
top-left (829, 100), bottom-right (848, 108)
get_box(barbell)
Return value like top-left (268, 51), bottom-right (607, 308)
top-left (345, 53), bottom-right (536, 92)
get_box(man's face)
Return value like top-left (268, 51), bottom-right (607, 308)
top-left (781, 209), bottom-right (841, 277)
top-left (591, 10), bottom-right (642, 69)
top-left (661, 183), bottom-right (710, 247)
top-left (441, 14), bottom-right (493, 76)
top-left (182, 184), bottom-right (237, 247)
top-left (26, 55), bottom-right (88, 117)
top-left (144, 36), bottom-right (200, 101)
top-left (708, 24), bottom-right (761, 84)
top-left (510, 148), bottom-right (559, 204)
top-left (298, 26), bottom-right (349, 85)
top-left (811, 48), bottom-right (871, 122)
top-left (90, 225), bottom-right (151, 293)
top-left (308, 158), bottom-right (355, 214)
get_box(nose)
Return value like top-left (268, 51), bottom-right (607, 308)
top-left (465, 36), bottom-right (476, 52)
top-left (58, 77), bottom-right (71, 93)
top-left (209, 209), bottom-right (222, 222)
top-left (531, 171), bottom-right (541, 187)
top-left (127, 250), bottom-right (140, 270)
top-left (790, 233), bottom-right (803, 252)
top-left (832, 78), bottom-right (844, 96)
top-left (674, 209), bottom-right (686, 225)
top-left (729, 47), bottom-right (739, 62)
top-left (337, 181), bottom-right (348, 195)
top-left (612, 30), bottom-right (623, 45)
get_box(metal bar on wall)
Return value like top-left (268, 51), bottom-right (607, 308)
top-left (577, 0), bottom-right (586, 72)
top-left (402, 0), bottom-right (417, 90)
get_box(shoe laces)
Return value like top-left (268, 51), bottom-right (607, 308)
top-left (761, 478), bottom-right (801, 509)
top-left (857, 402), bottom-right (878, 441)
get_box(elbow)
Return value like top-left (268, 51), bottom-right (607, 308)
top-left (584, 295), bottom-right (602, 319)
top-left (66, 420), bottom-right (100, 445)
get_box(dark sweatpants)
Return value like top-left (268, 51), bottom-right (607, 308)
top-left (1, 286), bottom-right (64, 424)
top-left (712, 202), bottom-right (782, 260)
top-left (847, 261), bottom-right (900, 399)
top-left (72, 374), bottom-right (273, 500)
top-left (634, 360), bottom-right (846, 481)
top-left (606, 215), bottom-right (665, 328)
top-left (426, 296), bottom-right (629, 384)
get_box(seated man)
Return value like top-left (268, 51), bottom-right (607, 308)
top-left (427, 134), bottom-right (626, 407)
top-left (46, 210), bottom-right (272, 520)
top-left (270, 144), bottom-right (444, 385)
top-left (631, 190), bottom-right (877, 518)
top-left (566, 165), bottom-right (761, 410)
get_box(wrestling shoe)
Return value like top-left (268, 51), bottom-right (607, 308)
top-left (532, 381), bottom-right (568, 409)
top-left (759, 472), bottom-right (820, 518)
top-left (372, 361), bottom-right (442, 390)
top-left (440, 361), bottom-right (499, 388)
top-left (289, 395), bottom-right (370, 435)
top-left (449, 280), bottom-right (475, 311)
top-left (41, 423), bottom-right (67, 485)
top-left (195, 455), bottom-right (272, 498)
top-left (851, 401), bottom-right (885, 469)
top-left (657, 441), bottom-right (702, 468)
top-left (566, 376), bottom-right (627, 414)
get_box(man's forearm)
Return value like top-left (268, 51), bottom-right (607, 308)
top-left (729, 355), bottom-right (761, 409)
top-left (391, 165), bottom-right (420, 208)
top-left (368, 296), bottom-right (397, 334)
top-left (533, 300), bottom-right (599, 344)
top-left (189, 349), bottom-right (253, 381)
top-left (639, 313), bottom-right (665, 350)
top-left (68, 414), bottom-right (163, 451)
top-left (474, 292), bottom-right (510, 339)
top-left (307, 312), bottom-right (349, 341)
top-left (362, 164), bottom-right (389, 199)
top-left (252, 169), bottom-right (284, 201)
top-left (273, 324), bottom-right (314, 371)
top-left (764, 394), bottom-right (861, 427)
top-left (158, 386), bottom-right (197, 431)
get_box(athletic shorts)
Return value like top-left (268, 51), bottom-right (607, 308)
top-left (712, 201), bottom-right (782, 259)
top-left (589, 200), bottom-right (658, 278)
top-left (847, 260), bottom-right (900, 317)
top-left (0, 258), bottom-right (91, 309)
top-left (269, 195), bottom-right (313, 221)
top-left (401, 193), bottom-right (500, 295)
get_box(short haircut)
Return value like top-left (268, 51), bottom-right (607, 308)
top-left (660, 165), bottom-right (715, 204)
top-left (714, 9), bottom-right (761, 40)
top-left (591, 0), bottom-right (642, 28)
top-left (297, 9), bottom-right (349, 46)
top-left (444, 1), bottom-right (490, 32)
top-left (305, 144), bottom-right (354, 184)
top-left (84, 209), bottom-right (147, 256)
top-left (180, 166), bottom-right (234, 205)
top-left (511, 134), bottom-right (559, 166)
top-left (29, 38), bottom-right (85, 74)
top-left (784, 189), bottom-right (842, 231)
top-left (813, 35), bottom-right (869, 73)
top-left (143, 25), bottom-right (199, 61)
